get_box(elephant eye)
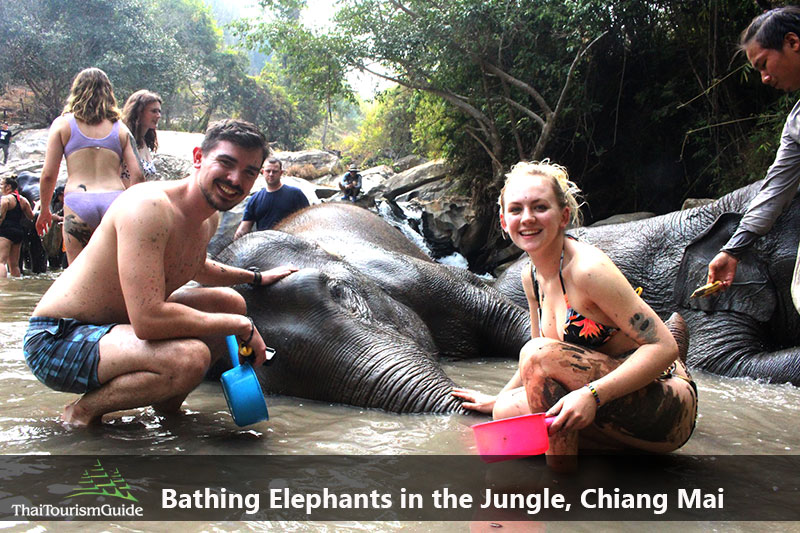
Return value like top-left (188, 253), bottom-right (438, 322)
top-left (327, 279), bottom-right (372, 321)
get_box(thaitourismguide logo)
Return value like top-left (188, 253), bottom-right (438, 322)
top-left (12, 459), bottom-right (144, 519)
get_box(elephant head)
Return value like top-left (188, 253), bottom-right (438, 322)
top-left (494, 181), bottom-right (800, 384)
top-left (214, 204), bottom-right (531, 413)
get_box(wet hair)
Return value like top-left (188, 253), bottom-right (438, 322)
top-left (201, 119), bottom-right (269, 163)
top-left (264, 157), bottom-right (282, 170)
top-left (122, 90), bottom-right (162, 151)
top-left (2, 176), bottom-right (18, 191)
top-left (63, 67), bottom-right (121, 125)
top-left (740, 6), bottom-right (800, 50)
top-left (498, 160), bottom-right (584, 227)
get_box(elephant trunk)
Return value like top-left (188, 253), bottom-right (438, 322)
top-left (333, 330), bottom-right (464, 412)
top-left (262, 327), bottom-right (464, 413)
top-left (685, 312), bottom-right (800, 385)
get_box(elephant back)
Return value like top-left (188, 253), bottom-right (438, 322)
top-left (277, 203), bottom-right (432, 261)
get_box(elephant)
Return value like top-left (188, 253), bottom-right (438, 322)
top-left (213, 203), bottom-right (531, 413)
top-left (494, 180), bottom-right (800, 385)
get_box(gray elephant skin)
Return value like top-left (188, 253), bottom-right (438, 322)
top-left (214, 203), bottom-right (531, 413)
top-left (495, 181), bottom-right (800, 385)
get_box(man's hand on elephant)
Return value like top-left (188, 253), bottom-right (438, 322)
top-left (707, 251), bottom-right (738, 289)
top-left (545, 386), bottom-right (597, 434)
top-left (451, 387), bottom-right (496, 414)
top-left (260, 265), bottom-right (298, 285)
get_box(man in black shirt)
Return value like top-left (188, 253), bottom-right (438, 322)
top-left (0, 123), bottom-right (17, 165)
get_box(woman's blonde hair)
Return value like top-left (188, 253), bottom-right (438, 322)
top-left (498, 160), bottom-right (584, 227)
top-left (63, 68), bottom-right (121, 125)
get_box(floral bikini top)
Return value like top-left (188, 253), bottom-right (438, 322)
top-left (531, 249), bottom-right (619, 348)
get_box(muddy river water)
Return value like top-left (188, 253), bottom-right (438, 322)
top-left (0, 274), bottom-right (798, 532)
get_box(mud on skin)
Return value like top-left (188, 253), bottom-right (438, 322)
top-left (596, 381), bottom-right (695, 443)
top-left (64, 215), bottom-right (92, 246)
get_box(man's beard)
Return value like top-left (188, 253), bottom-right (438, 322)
top-left (200, 179), bottom-right (241, 211)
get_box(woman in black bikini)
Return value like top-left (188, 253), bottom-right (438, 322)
top-left (453, 161), bottom-right (697, 469)
top-left (0, 176), bottom-right (34, 277)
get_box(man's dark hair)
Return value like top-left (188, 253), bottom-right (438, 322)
top-left (265, 157), bottom-right (282, 169)
top-left (741, 6), bottom-right (800, 50)
top-left (201, 119), bottom-right (269, 162)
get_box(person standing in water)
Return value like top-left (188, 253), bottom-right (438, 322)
top-left (121, 90), bottom-right (162, 182)
top-left (36, 67), bottom-right (143, 264)
top-left (707, 7), bottom-right (800, 315)
top-left (0, 176), bottom-right (34, 277)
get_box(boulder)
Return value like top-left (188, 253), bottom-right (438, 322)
top-left (152, 153), bottom-right (192, 181)
top-left (9, 128), bottom-right (49, 162)
top-left (275, 150), bottom-right (340, 178)
top-left (373, 160), bottom-right (449, 201)
top-left (411, 186), bottom-right (483, 259)
top-left (366, 160), bottom-right (486, 261)
top-left (393, 154), bottom-right (427, 172)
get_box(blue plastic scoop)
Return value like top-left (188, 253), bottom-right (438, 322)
top-left (221, 335), bottom-right (269, 426)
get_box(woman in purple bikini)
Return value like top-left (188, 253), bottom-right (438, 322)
top-left (36, 67), bottom-right (143, 264)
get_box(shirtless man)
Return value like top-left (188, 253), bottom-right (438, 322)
top-left (23, 119), bottom-right (295, 426)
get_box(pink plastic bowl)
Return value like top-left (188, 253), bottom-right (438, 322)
top-left (471, 413), bottom-right (554, 463)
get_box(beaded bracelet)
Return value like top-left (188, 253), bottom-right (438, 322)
top-left (584, 383), bottom-right (601, 406)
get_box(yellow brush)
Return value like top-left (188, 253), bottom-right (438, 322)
top-left (690, 281), bottom-right (723, 298)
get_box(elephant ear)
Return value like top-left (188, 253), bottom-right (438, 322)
top-left (674, 212), bottom-right (776, 321)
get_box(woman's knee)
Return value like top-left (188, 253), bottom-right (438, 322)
top-left (519, 337), bottom-right (564, 377)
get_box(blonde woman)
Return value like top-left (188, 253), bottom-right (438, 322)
top-left (36, 67), bottom-right (143, 263)
top-left (454, 161), bottom-right (697, 470)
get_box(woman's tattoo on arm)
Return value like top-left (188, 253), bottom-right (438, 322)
top-left (629, 312), bottom-right (659, 344)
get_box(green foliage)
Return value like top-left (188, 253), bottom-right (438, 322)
top-left (342, 87), bottom-right (420, 167)
top-left (234, 4), bottom-right (354, 147)
top-left (0, 0), bottom-right (788, 224)
top-left (0, 0), bottom-right (183, 122)
top-left (0, 0), bottom-right (321, 146)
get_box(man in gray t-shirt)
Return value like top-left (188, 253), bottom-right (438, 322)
top-left (708, 7), bottom-right (800, 312)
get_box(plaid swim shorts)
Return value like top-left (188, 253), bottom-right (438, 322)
top-left (23, 317), bottom-right (116, 394)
